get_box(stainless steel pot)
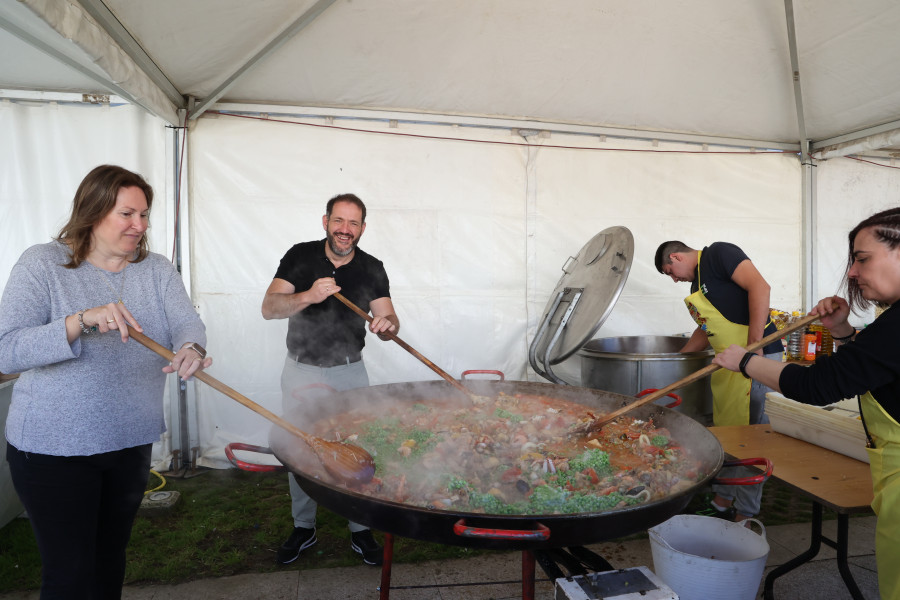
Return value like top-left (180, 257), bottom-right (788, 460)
top-left (579, 336), bottom-right (713, 424)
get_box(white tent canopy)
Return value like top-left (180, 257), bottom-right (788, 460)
top-left (2, 0), bottom-right (899, 467)
top-left (4, 0), bottom-right (900, 154)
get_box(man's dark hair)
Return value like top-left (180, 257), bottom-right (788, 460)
top-left (326, 193), bottom-right (366, 222)
top-left (654, 240), bottom-right (694, 273)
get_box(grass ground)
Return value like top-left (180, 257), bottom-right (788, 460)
top-left (0, 466), bottom-right (823, 594)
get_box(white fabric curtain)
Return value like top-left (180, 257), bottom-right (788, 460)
top-left (187, 113), bottom-right (801, 464)
top-left (5, 102), bottom-right (898, 468)
top-left (0, 101), bottom-right (169, 278)
top-left (814, 157), bottom-right (900, 325)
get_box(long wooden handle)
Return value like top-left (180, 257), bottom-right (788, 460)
top-left (126, 326), bottom-right (314, 444)
top-left (590, 313), bottom-right (821, 428)
top-left (332, 292), bottom-right (473, 396)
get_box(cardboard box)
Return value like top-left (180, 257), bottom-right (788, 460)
top-left (766, 393), bottom-right (869, 463)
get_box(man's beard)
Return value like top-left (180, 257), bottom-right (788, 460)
top-left (327, 231), bottom-right (356, 257)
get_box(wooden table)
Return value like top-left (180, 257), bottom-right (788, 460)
top-left (710, 425), bottom-right (873, 600)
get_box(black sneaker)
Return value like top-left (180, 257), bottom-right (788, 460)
top-left (714, 507), bottom-right (738, 521)
top-left (350, 529), bottom-right (383, 566)
top-left (276, 527), bottom-right (317, 564)
top-left (708, 503), bottom-right (738, 521)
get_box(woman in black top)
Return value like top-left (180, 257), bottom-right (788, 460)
top-left (714, 206), bottom-right (900, 600)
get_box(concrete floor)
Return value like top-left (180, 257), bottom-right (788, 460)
top-left (0, 516), bottom-right (879, 600)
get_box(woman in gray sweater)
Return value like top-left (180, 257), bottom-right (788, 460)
top-left (0, 165), bottom-right (212, 599)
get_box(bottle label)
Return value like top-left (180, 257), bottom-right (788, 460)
top-left (804, 337), bottom-right (817, 361)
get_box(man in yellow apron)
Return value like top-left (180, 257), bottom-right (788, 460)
top-left (655, 240), bottom-right (783, 522)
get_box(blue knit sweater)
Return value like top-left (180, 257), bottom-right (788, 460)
top-left (0, 241), bottom-right (206, 456)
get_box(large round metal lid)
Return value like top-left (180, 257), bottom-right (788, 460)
top-left (534, 226), bottom-right (634, 364)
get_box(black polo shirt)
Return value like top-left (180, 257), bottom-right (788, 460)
top-left (690, 242), bottom-right (782, 355)
top-left (274, 239), bottom-right (390, 364)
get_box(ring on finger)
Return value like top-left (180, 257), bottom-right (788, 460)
top-left (107, 319), bottom-right (115, 323)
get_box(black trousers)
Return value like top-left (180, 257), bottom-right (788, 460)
top-left (6, 442), bottom-right (152, 600)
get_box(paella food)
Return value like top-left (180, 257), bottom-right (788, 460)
top-left (310, 392), bottom-right (708, 515)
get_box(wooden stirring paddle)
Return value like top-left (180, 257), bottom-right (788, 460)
top-left (126, 326), bottom-right (375, 485)
top-left (332, 292), bottom-right (475, 397)
top-left (582, 313), bottom-right (822, 433)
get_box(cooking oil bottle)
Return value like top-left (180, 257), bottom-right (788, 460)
top-left (809, 323), bottom-right (833, 357)
top-left (786, 311), bottom-right (805, 360)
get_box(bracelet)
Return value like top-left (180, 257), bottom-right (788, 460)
top-left (77, 310), bottom-right (97, 334)
top-left (832, 331), bottom-right (855, 342)
top-left (738, 352), bottom-right (755, 379)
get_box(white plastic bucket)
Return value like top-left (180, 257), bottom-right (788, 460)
top-left (648, 514), bottom-right (769, 600)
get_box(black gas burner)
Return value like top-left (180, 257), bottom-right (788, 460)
top-left (536, 547), bottom-right (676, 600)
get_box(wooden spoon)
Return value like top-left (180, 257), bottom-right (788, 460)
top-left (582, 313), bottom-right (821, 432)
top-left (126, 326), bottom-right (375, 485)
top-left (332, 292), bottom-right (475, 397)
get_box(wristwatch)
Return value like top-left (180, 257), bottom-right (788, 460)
top-left (183, 342), bottom-right (207, 360)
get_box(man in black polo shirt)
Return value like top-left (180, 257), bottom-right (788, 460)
top-left (262, 193), bottom-right (399, 566)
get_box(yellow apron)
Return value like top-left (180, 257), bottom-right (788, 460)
top-left (684, 251), bottom-right (752, 426)
top-left (860, 391), bottom-right (900, 599)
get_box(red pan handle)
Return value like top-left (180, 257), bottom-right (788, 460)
top-left (453, 519), bottom-right (550, 541)
top-left (225, 442), bottom-right (287, 473)
top-left (711, 457), bottom-right (773, 485)
top-left (461, 370), bottom-right (505, 381)
top-left (635, 388), bottom-right (682, 409)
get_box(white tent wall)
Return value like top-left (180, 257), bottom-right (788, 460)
top-left (532, 140), bottom-right (802, 384)
top-left (3, 104), bottom-right (897, 470)
top-left (188, 114), bottom-right (531, 463)
top-left (814, 157), bottom-right (900, 327)
top-left (187, 112), bottom-right (802, 464)
top-left (0, 100), bottom-right (170, 276)
top-left (0, 99), bottom-right (174, 467)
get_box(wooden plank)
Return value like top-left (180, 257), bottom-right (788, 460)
top-left (710, 424), bottom-right (873, 514)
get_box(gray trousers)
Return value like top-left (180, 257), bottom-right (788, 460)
top-left (280, 356), bottom-right (370, 531)
top-left (710, 350), bottom-right (780, 517)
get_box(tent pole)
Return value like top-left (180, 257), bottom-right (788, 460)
top-left (784, 0), bottom-right (814, 311)
top-left (189, 0), bottom-right (338, 120)
top-left (4, 1), bottom-right (179, 124)
top-left (783, 0), bottom-right (808, 144)
top-left (175, 113), bottom-right (189, 471)
top-left (800, 139), bottom-right (815, 312)
top-left (166, 107), bottom-right (202, 475)
top-left (211, 102), bottom-right (800, 153)
top-left (77, 0), bottom-right (183, 108)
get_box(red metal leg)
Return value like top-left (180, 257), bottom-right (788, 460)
top-left (378, 536), bottom-right (539, 599)
top-left (522, 550), bottom-right (535, 600)
top-left (379, 533), bottom-right (394, 600)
